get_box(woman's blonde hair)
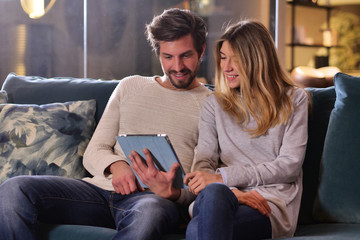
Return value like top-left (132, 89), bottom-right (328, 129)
top-left (214, 20), bottom-right (299, 137)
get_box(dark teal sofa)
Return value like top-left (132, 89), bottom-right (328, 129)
top-left (1, 72), bottom-right (360, 239)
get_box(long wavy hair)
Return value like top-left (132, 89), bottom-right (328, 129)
top-left (214, 20), bottom-right (300, 137)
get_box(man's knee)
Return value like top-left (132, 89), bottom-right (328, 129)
top-left (0, 176), bottom-right (34, 212)
top-left (0, 176), bottom-right (31, 196)
top-left (116, 194), bottom-right (179, 239)
top-left (134, 195), bottom-right (178, 220)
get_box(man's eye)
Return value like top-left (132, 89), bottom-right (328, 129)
top-left (164, 56), bottom-right (172, 59)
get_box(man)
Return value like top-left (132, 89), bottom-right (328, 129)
top-left (0, 8), bottom-right (210, 240)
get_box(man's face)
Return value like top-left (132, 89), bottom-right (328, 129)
top-left (159, 34), bottom-right (203, 90)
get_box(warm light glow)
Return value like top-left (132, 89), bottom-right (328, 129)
top-left (29, 0), bottom-right (44, 19)
top-left (15, 25), bottom-right (27, 75)
top-left (20, 0), bottom-right (56, 19)
top-left (202, 0), bottom-right (210, 5)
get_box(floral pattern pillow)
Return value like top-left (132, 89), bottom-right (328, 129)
top-left (0, 90), bottom-right (7, 103)
top-left (0, 100), bottom-right (96, 183)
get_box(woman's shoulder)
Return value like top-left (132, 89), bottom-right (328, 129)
top-left (203, 93), bottom-right (218, 106)
top-left (200, 93), bottom-right (217, 111)
top-left (291, 87), bottom-right (309, 105)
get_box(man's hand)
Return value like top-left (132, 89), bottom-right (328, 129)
top-left (232, 189), bottom-right (271, 217)
top-left (109, 161), bottom-right (144, 195)
top-left (129, 148), bottom-right (181, 201)
top-left (184, 171), bottom-right (223, 195)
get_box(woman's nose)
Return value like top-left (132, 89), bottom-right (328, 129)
top-left (222, 59), bottom-right (233, 72)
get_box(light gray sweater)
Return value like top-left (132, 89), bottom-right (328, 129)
top-left (192, 88), bottom-right (308, 238)
top-left (82, 75), bottom-right (211, 191)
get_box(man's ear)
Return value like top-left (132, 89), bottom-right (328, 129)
top-left (200, 44), bottom-right (206, 60)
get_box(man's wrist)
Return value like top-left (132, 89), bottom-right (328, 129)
top-left (106, 160), bottom-right (128, 174)
top-left (167, 188), bottom-right (181, 201)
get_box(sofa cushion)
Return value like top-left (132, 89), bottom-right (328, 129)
top-left (0, 90), bottom-right (7, 103)
top-left (0, 100), bottom-right (96, 183)
top-left (314, 72), bottom-right (360, 223)
top-left (39, 223), bottom-right (187, 240)
top-left (39, 224), bottom-right (117, 240)
top-left (293, 224), bottom-right (360, 240)
top-left (298, 86), bottom-right (336, 224)
top-left (1, 73), bottom-right (119, 123)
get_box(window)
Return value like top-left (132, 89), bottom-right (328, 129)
top-left (0, 0), bottom-right (272, 86)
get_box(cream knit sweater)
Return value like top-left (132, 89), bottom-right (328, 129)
top-left (82, 75), bottom-right (211, 191)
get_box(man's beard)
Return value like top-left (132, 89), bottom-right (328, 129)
top-left (166, 63), bottom-right (200, 89)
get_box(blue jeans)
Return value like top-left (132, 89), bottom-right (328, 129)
top-left (186, 183), bottom-right (272, 240)
top-left (0, 175), bottom-right (180, 240)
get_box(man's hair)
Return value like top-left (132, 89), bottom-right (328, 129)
top-left (145, 8), bottom-right (207, 57)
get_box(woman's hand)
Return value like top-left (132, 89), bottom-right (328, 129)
top-left (232, 189), bottom-right (271, 217)
top-left (184, 171), bottom-right (223, 195)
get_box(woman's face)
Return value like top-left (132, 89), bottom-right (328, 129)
top-left (219, 41), bottom-right (241, 89)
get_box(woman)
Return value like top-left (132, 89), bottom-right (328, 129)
top-left (185, 20), bottom-right (309, 239)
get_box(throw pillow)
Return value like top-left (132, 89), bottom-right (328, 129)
top-left (2, 73), bottom-right (119, 123)
top-left (0, 100), bottom-right (96, 183)
top-left (0, 90), bottom-right (7, 103)
top-left (314, 72), bottom-right (360, 223)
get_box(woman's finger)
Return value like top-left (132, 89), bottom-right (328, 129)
top-left (251, 191), bottom-right (271, 216)
top-left (184, 172), bottom-right (197, 185)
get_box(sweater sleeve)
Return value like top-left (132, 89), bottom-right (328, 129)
top-left (192, 95), bottom-right (220, 174)
top-left (220, 89), bottom-right (309, 188)
top-left (83, 81), bottom-right (128, 177)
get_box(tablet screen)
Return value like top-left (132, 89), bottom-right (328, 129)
top-left (116, 134), bottom-right (186, 189)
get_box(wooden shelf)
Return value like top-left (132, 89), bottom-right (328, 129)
top-left (286, 43), bottom-right (341, 48)
top-left (287, 1), bottom-right (332, 9)
top-left (287, 1), bottom-right (336, 69)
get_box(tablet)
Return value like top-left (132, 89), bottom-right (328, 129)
top-left (116, 134), bottom-right (186, 189)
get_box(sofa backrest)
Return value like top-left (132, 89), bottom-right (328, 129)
top-left (299, 86), bottom-right (336, 224)
top-left (4, 72), bottom-right (352, 225)
top-left (1, 73), bottom-right (120, 124)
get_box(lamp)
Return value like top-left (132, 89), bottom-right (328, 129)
top-left (20, 0), bottom-right (56, 19)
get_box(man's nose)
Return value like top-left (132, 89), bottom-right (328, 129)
top-left (173, 58), bottom-right (185, 72)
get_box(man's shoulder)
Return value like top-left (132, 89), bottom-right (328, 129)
top-left (191, 83), bottom-right (213, 96)
top-left (188, 85), bottom-right (213, 105)
top-left (117, 75), bottom-right (156, 92)
top-left (120, 75), bottom-right (155, 85)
